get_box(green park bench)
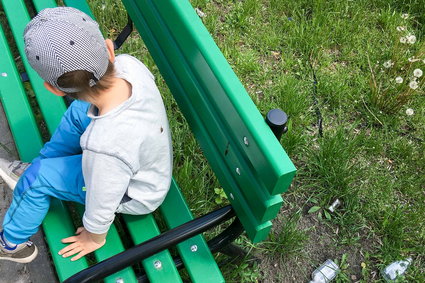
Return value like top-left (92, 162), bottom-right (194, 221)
top-left (0, 0), bottom-right (296, 282)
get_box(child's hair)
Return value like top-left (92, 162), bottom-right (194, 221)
top-left (57, 61), bottom-right (115, 99)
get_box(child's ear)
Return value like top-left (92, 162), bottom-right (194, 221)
top-left (43, 82), bottom-right (66, 97)
top-left (105, 39), bottom-right (115, 63)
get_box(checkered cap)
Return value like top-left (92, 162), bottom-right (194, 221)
top-left (24, 7), bottom-right (109, 93)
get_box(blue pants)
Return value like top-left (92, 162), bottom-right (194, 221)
top-left (2, 100), bottom-right (91, 244)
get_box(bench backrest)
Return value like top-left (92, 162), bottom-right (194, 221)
top-left (121, 0), bottom-right (296, 243)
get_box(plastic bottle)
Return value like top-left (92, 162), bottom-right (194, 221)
top-left (309, 259), bottom-right (340, 283)
top-left (381, 258), bottom-right (412, 281)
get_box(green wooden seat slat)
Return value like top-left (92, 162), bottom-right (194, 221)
top-left (63, 0), bottom-right (95, 19)
top-left (74, 205), bottom-right (137, 283)
top-left (32, 0), bottom-right (57, 11)
top-left (42, 201), bottom-right (90, 282)
top-left (1, 0), bottom-right (67, 135)
top-left (0, 25), bottom-right (43, 162)
top-left (160, 179), bottom-right (225, 283)
top-left (123, 214), bottom-right (183, 283)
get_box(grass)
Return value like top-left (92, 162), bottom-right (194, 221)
top-left (1, 0), bottom-right (423, 281)
top-left (88, 0), bottom-right (424, 282)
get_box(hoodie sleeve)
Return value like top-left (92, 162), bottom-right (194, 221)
top-left (81, 150), bottom-right (132, 234)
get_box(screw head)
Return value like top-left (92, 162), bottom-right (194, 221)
top-left (154, 260), bottom-right (162, 269)
top-left (243, 137), bottom-right (249, 146)
top-left (236, 168), bottom-right (241, 175)
top-left (1, 72), bottom-right (7, 77)
top-left (190, 245), bottom-right (198, 252)
top-left (116, 278), bottom-right (124, 283)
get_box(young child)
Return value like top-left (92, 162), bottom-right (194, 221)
top-left (0, 7), bottom-right (172, 263)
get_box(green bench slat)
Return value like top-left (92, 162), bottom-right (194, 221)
top-left (63, 0), bottom-right (95, 19)
top-left (160, 179), bottom-right (225, 283)
top-left (75, 205), bottom-right (137, 283)
top-left (121, 0), bottom-right (283, 242)
top-left (123, 214), bottom-right (183, 283)
top-left (0, 25), bottom-right (43, 162)
top-left (42, 201), bottom-right (90, 282)
top-left (32, 0), bottom-right (56, 11)
top-left (1, 0), bottom-right (67, 135)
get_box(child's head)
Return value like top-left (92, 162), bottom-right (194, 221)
top-left (24, 7), bottom-right (115, 99)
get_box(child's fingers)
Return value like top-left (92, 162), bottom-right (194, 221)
top-left (62, 247), bottom-right (83, 258)
top-left (61, 236), bottom-right (77, 243)
top-left (71, 250), bottom-right (87, 261)
top-left (59, 242), bottom-right (80, 255)
top-left (75, 227), bottom-right (85, 234)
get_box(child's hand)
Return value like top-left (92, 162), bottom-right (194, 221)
top-left (59, 227), bottom-right (106, 261)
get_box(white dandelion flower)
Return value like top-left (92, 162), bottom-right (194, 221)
top-left (407, 34), bottom-right (417, 44)
top-left (396, 26), bottom-right (406, 31)
top-left (413, 68), bottom-right (423, 78)
top-left (401, 13), bottom-right (409, 19)
top-left (395, 76), bottom-right (403, 84)
top-left (400, 37), bottom-right (407, 44)
top-left (409, 80), bottom-right (418, 89)
top-left (101, 4), bottom-right (106, 10)
top-left (405, 108), bottom-right (414, 116)
top-left (383, 60), bottom-right (394, 68)
top-left (195, 7), bottom-right (206, 18)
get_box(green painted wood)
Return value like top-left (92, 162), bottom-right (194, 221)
top-left (123, 214), bottom-right (183, 283)
top-left (0, 25), bottom-right (43, 162)
top-left (42, 201), bottom-right (89, 282)
top-left (74, 205), bottom-right (137, 283)
top-left (160, 179), bottom-right (224, 283)
top-left (121, 0), bottom-right (295, 242)
top-left (32, 0), bottom-right (57, 11)
top-left (1, 0), bottom-right (66, 135)
top-left (63, 0), bottom-right (95, 18)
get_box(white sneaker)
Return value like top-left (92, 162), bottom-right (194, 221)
top-left (0, 231), bottom-right (38, 263)
top-left (0, 158), bottom-right (30, 190)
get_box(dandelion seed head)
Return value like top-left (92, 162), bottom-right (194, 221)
top-left (406, 108), bottom-right (414, 116)
top-left (409, 80), bottom-right (418, 90)
top-left (395, 76), bottom-right (403, 84)
top-left (383, 60), bottom-right (394, 68)
top-left (400, 37), bottom-right (407, 44)
top-left (413, 68), bottom-right (423, 78)
top-left (407, 34), bottom-right (417, 44)
top-left (401, 13), bottom-right (409, 19)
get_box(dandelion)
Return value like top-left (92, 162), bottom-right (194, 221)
top-left (406, 108), bottom-right (414, 116)
top-left (413, 68), bottom-right (423, 78)
top-left (400, 37), bottom-right (407, 44)
top-left (383, 60), bottom-right (394, 68)
top-left (409, 80), bottom-right (418, 90)
top-left (195, 7), bottom-right (206, 18)
top-left (101, 4), bottom-right (106, 10)
top-left (401, 13), bottom-right (409, 19)
top-left (407, 34), bottom-right (417, 44)
top-left (395, 76), bottom-right (404, 84)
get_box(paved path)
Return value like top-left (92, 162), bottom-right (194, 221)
top-left (0, 103), bottom-right (56, 283)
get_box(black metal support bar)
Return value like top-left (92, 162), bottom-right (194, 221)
top-left (64, 205), bottom-right (235, 283)
top-left (113, 15), bottom-right (133, 50)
